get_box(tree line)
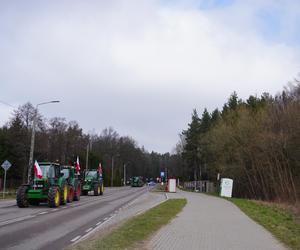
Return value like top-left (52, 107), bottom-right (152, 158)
top-left (178, 79), bottom-right (300, 204)
top-left (0, 103), bottom-right (178, 188)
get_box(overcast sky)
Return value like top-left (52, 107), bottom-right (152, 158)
top-left (0, 0), bottom-right (299, 153)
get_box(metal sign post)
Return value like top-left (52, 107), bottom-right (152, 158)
top-left (1, 160), bottom-right (12, 199)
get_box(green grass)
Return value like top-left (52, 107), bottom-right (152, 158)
top-left (230, 198), bottom-right (300, 250)
top-left (73, 199), bottom-right (186, 250)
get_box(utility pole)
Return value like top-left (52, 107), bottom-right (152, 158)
top-left (111, 156), bottom-right (114, 187)
top-left (123, 163), bottom-right (126, 186)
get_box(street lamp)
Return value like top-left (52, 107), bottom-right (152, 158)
top-left (111, 154), bottom-right (120, 187)
top-left (27, 100), bottom-right (60, 183)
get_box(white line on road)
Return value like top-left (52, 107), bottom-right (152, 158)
top-left (85, 227), bottom-right (93, 233)
top-left (73, 216), bottom-right (115, 245)
top-left (104, 217), bottom-right (108, 221)
top-left (96, 221), bottom-right (102, 226)
top-left (71, 235), bottom-right (81, 242)
top-left (0, 215), bottom-right (36, 227)
top-left (38, 212), bottom-right (48, 215)
top-left (52, 209), bottom-right (58, 212)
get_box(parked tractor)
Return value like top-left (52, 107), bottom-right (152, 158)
top-left (61, 166), bottom-right (81, 202)
top-left (81, 169), bottom-right (104, 196)
top-left (16, 162), bottom-right (69, 208)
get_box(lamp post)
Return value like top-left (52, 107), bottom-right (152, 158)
top-left (27, 100), bottom-right (59, 183)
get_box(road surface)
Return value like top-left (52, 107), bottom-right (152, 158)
top-left (0, 186), bottom-right (149, 250)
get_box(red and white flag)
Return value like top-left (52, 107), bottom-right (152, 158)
top-left (75, 156), bottom-right (80, 172)
top-left (98, 163), bottom-right (103, 176)
top-left (34, 160), bottom-right (43, 179)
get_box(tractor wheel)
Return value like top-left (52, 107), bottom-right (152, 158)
top-left (73, 181), bottom-right (81, 201)
top-left (67, 186), bottom-right (74, 203)
top-left (48, 186), bottom-right (60, 208)
top-left (100, 183), bottom-right (104, 195)
top-left (94, 183), bottom-right (100, 196)
top-left (60, 181), bottom-right (68, 205)
top-left (16, 185), bottom-right (29, 208)
top-left (29, 199), bottom-right (40, 206)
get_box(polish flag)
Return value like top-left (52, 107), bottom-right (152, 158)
top-left (34, 160), bottom-right (43, 179)
top-left (75, 156), bottom-right (80, 172)
top-left (98, 163), bottom-right (103, 176)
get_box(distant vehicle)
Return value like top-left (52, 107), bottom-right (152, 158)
top-left (81, 169), bottom-right (104, 196)
top-left (147, 181), bottom-right (156, 186)
top-left (131, 176), bottom-right (144, 187)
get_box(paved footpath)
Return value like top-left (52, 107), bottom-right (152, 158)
top-left (148, 190), bottom-right (287, 250)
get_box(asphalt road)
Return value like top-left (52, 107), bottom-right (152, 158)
top-left (0, 186), bottom-right (149, 250)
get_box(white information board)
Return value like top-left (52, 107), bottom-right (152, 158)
top-left (220, 178), bottom-right (233, 197)
top-left (168, 179), bottom-right (176, 193)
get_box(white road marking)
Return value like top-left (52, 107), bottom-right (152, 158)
top-left (104, 217), bottom-right (108, 221)
top-left (85, 227), bottom-right (93, 233)
top-left (38, 212), bottom-right (48, 215)
top-left (75, 216), bottom-right (115, 244)
top-left (52, 209), bottom-right (58, 212)
top-left (96, 221), bottom-right (102, 226)
top-left (71, 235), bottom-right (81, 242)
top-left (0, 215), bottom-right (36, 227)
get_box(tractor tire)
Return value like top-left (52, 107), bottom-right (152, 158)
top-left (29, 199), bottom-right (40, 206)
top-left (48, 186), bottom-right (60, 208)
top-left (94, 183), bottom-right (100, 196)
top-left (60, 181), bottom-right (68, 205)
top-left (73, 181), bottom-right (81, 201)
top-left (67, 186), bottom-right (74, 203)
top-left (16, 185), bottom-right (29, 208)
top-left (81, 190), bottom-right (88, 196)
top-left (100, 183), bottom-right (104, 195)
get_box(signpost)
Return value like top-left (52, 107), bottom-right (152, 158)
top-left (1, 160), bottom-right (12, 199)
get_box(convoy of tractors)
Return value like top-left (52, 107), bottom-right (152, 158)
top-left (16, 162), bottom-right (104, 208)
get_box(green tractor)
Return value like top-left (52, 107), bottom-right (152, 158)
top-left (61, 165), bottom-right (81, 202)
top-left (16, 162), bottom-right (69, 208)
top-left (131, 176), bottom-right (144, 187)
top-left (81, 169), bottom-right (104, 196)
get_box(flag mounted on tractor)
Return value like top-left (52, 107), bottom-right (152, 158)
top-left (75, 156), bottom-right (80, 173)
top-left (34, 160), bottom-right (43, 179)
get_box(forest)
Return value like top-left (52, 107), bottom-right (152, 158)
top-left (178, 79), bottom-right (300, 204)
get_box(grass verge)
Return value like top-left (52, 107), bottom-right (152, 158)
top-left (72, 198), bottom-right (186, 250)
top-left (230, 198), bottom-right (300, 250)
top-left (0, 190), bottom-right (16, 200)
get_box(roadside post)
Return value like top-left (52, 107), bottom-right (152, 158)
top-left (1, 160), bottom-right (12, 199)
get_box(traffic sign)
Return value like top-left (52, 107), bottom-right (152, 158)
top-left (1, 160), bottom-right (12, 171)
top-left (1, 160), bottom-right (12, 199)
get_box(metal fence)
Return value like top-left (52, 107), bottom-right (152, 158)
top-left (183, 180), bottom-right (215, 193)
